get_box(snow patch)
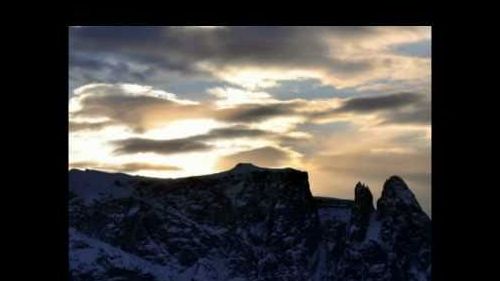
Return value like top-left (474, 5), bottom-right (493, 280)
top-left (69, 170), bottom-right (133, 204)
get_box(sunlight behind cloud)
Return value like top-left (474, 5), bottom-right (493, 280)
top-left (208, 87), bottom-right (274, 108)
top-left (144, 119), bottom-right (223, 140)
top-left (252, 116), bottom-right (306, 133)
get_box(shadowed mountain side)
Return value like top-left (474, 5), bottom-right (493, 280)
top-left (69, 163), bottom-right (430, 281)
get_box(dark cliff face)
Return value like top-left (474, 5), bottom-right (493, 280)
top-left (69, 165), bottom-right (431, 281)
top-left (333, 176), bottom-right (431, 281)
top-left (376, 176), bottom-right (431, 281)
top-left (349, 182), bottom-right (375, 241)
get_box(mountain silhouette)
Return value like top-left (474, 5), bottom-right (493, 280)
top-left (69, 163), bottom-right (431, 281)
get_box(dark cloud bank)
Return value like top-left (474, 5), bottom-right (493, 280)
top-left (69, 26), bottom-right (427, 90)
top-left (111, 126), bottom-right (282, 155)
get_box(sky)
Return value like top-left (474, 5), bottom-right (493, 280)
top-left (69, 26), bottom-right (431, 214)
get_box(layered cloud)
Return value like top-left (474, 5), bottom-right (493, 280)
top-left (69, 26), bottom-right (430, 91)
top-left (111, 126), bottom-right (278, 155)
top-left (310, 92), bottom-right (431, 125)
top-left (70, 83), bottom-right (205, 132)
top-left (70, 83), bottom-right (429, 132)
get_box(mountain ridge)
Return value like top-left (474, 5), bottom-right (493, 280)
top-left (69, 163), bottom-right (430, 281)
top-left (69, 164), bottom-right (421, 212)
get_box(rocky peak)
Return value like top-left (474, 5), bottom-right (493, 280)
top-left (228, 163), bottom-right (303, 175)
top-left (373, 176), bottom-right (431, 281)
top-left (377, 175), bottom-right (422, 214)
top-left (348, 182), bottom-right (375, 242)
top-left (354, 182), bottom-right (375, 214)
top-left (230, 162), bottom-right (263, 173)
top-left (219, 163), bottom-right (312, 202)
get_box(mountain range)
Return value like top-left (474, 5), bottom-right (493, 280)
top-left (69, 163), bottom-right (431, 281)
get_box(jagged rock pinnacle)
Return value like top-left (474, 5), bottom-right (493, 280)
top-left (354, 182), bottom-right (375, 213)
top-left (348, 182), bottom-right (375, 241)
top-left (377, 175), bottom-right (422, 214)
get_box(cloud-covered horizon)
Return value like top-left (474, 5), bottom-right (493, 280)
top-left (69, 26), bottom-right (431, 214)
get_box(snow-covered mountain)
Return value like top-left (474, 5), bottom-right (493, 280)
top-left (69, 163), bottom-right (431, 281)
